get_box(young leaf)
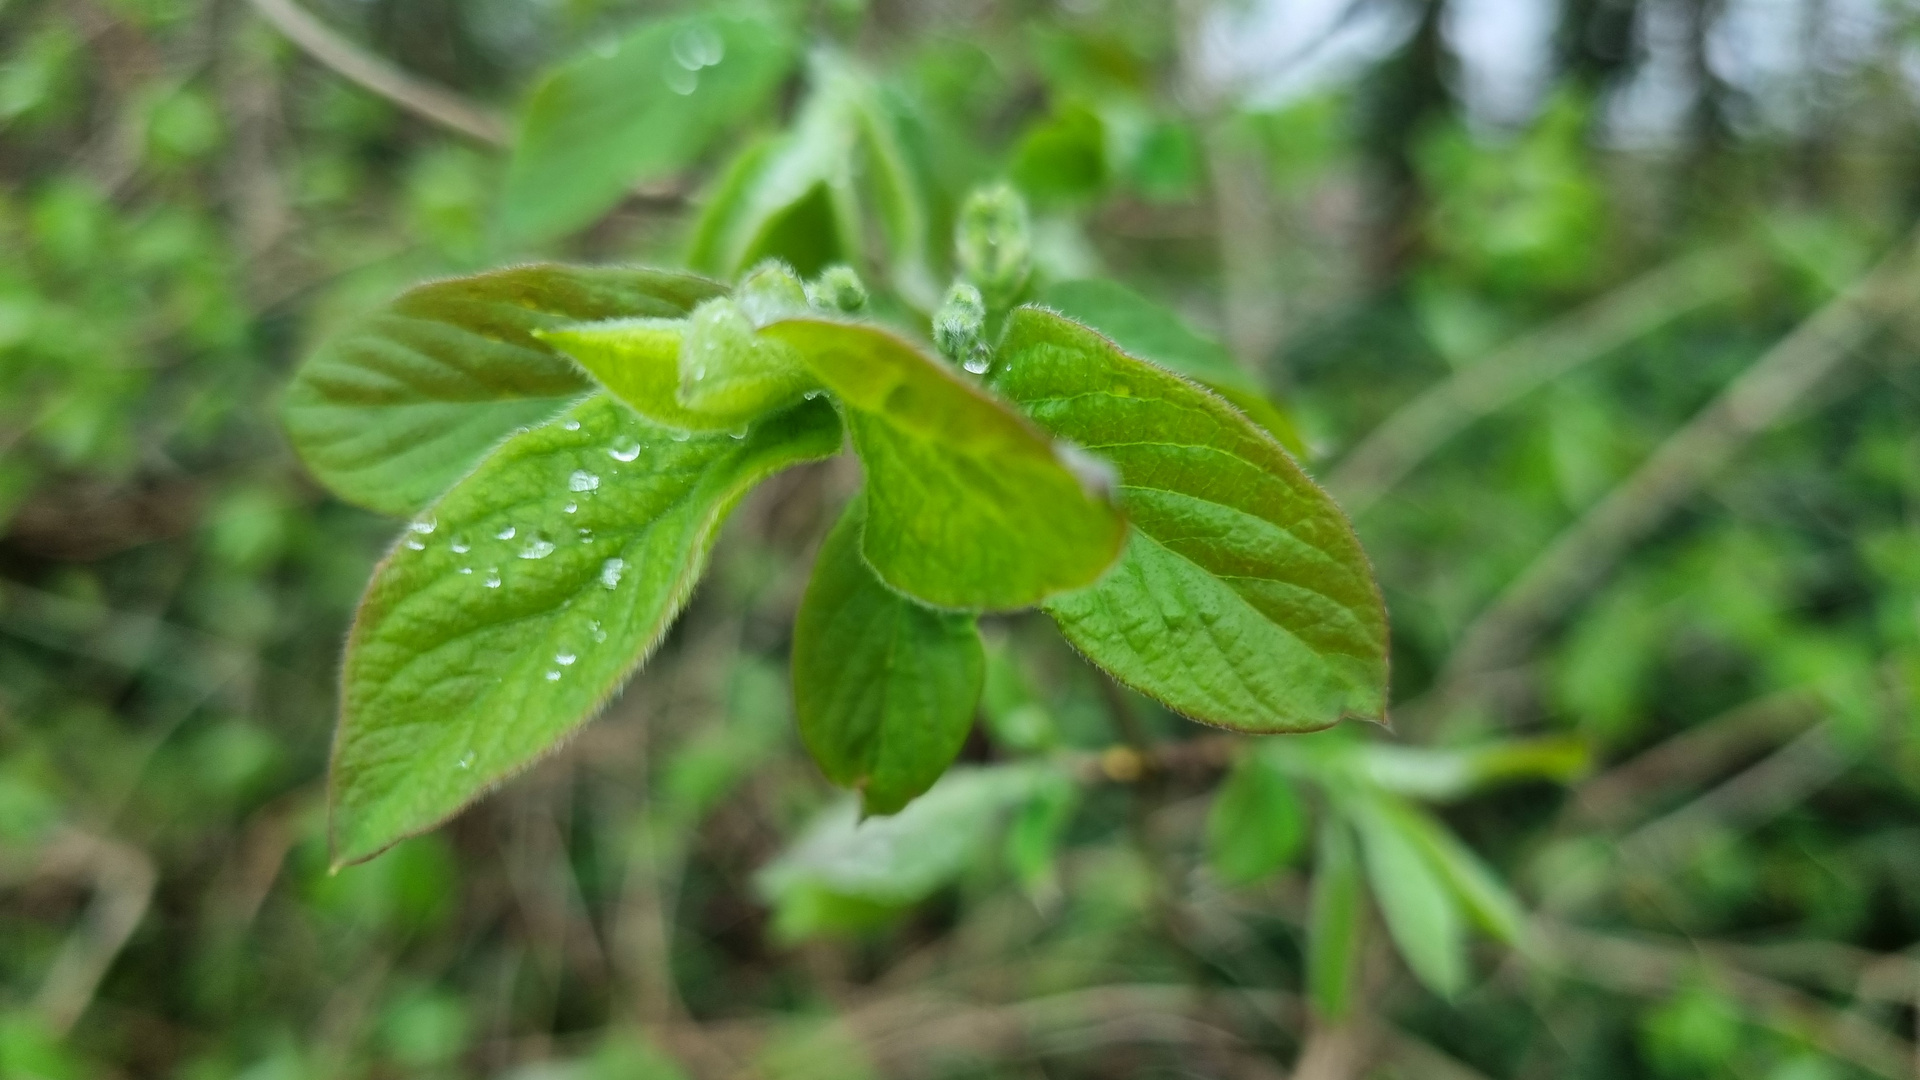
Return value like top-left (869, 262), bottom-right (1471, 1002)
top-left (1390, 799), bottom-right (1531, 949)
top-left (539, 319), bottom-right (740, 433)
top-left (1307, 817), bottom-right (1364, 1020)
top-left (688, 65), bottom-right (863, 279)
top-left (762, 317), bottom-right (1126, 611)
top-left (330, 395), bottom-right (840, 865)
top-left (1351, 795), bottom-right (1467, 998)
top-left (756, 764), bottom-right (1051, 926)
top-left (792, 494), bottom-right (984, 815)
top-left (991, 307), bottom-right (1387, 731)
top-left (1205, 751), bottom-right (1305, 885)
top-left (283, 265), bottom-right (722, 516)
top-left (501, 12), bottom-right (797, 243)
top-left (1036, 279), bottom-right (1305, 453)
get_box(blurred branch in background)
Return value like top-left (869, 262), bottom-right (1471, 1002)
top-left (242, 0), bottom-right (507, 145)
top-left (1438, 229), bottom-right (1920, 701)
top-left (1328, 246), bottom-right (1751, 515)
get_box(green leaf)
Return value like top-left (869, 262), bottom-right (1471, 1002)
top-left (1351, 795), bottom-right (1467, 998)
top-left (756, 764), bottom-right (1051, 938)
top-left (1205, 751), bottom-right (1305, 885)
top-left (1010, 102), bottom-right (1107, 204)
top-left (1307, 817), bottom-right (1364, 1020)
top-left (991, 307), bottom-right (1387, 731)
top-left (688, 65), bottom-right (863, 279)
top-left (283, 265), bottom-right (722, 516)
top-left (501, 12), bottom-right (797, 243)
top-left (762, 317), bottom-right (1126, 611)
top-left (1391, 800), bottom-right (1531, 949)
top-left (792, 494), bottom-right (984, 815)
top-left (329, 395), bottom-right (840, 865)
top-left (1035, 279), bottom-right (1305, 453)
top-left (1355, 737), bottom-right (1590, 802)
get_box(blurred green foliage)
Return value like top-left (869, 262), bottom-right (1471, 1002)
top-left (5, 0), bottom-right (1920, 1078)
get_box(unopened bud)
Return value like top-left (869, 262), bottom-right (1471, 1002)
top-left (955, 183), bottom-right (1032, 308)
top-left (735, 259), bottom-right (809, 326)
top-left (806, 264), bottom-right (869, 314)
top-left (932, 282), bottom-right (991, 375)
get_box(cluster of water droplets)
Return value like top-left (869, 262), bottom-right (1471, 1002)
top-left (663, 24), bottom-right (725, 95)
top-left (404, 516), bottom-right (436, 550)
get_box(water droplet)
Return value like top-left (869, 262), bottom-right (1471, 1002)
top-left (671, 25), bottom-right (725, 69)
top-left (564, 501), bottom-right (578, 514)
top-left (409, 516), bottom-right (437, 535)
top-left (730, 428), bottom-right (748, 440)
top-left (520, 535), bottom-right (556, 560)
top-left (963, 354), bottom-right (991, 375)
top-left (545, 670), bottom-right (562, 682)
top-left (663, 64), bottom-right (698, 95)
top-left (555, 651), bottom-right (577, 666)
top-left (804, 390), bottom-right (823, 400)
top-left (563, 418), bottom-right (582, 431)
top-left (578, 528), bottom-right (594, 543)
top-left (587, 620), bottom-right (607, 643)
top-left (451, 537), bottom-right (471, 554)
top-left (457, 750), bottom-right (475, 769)
top-left (496, 525), bottom-right (517, 540)
top-left (668, 429), bottom-right (691, 442)
top-left (569, 470), bottom-right (601, 492)
top-left (405, 537), bottom-right (426, 550)
top-left (599, 558), bottom-right (626, 590)
top-left (608, 440), bottom-right (642, 462)
top-left (483, 568), bottom-right (502, 588)
top-left (458, 566), bottom-right (473, 575)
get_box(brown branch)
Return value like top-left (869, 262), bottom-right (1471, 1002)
top-left (1441, 231), bottom-right (1920, 687)
top-left (1328, 248), bottom-right (1748, 517)
top-left (24, 829), bottom-right (158, 1035)
top-left (1539, 920), bottom-right (1916, 1080)
top-left (242, 0), bottom-right (508, 146)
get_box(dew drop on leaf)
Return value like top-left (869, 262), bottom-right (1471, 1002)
top-left (563, 419), bottom-right (581, 431)
top-left (496, 525), bottom-right (517, 540)
top-left (609, 440), bottom-right (642, 462)
top-left (555, 651), bottom-right (577, 666)
top-left (405, 537), bottom-right (426, 550)
top-left (457, 750), bottom-right (475, 769)
top-left (545, 670), bottom-right (562, 681)
top-left (599, 558), bottom-right (626, 590)
top-left (663, 65), bottom-right (698, 95)
top-left (458, 566), bottom-right (473, 575)
top-left (409, 516), bottom-right (437, 535)
top-left (451, 537), bottom-right (471, 554)
top-left (569, 470), bottom-right (601, 492)
top-left (520, 536), bottom-right (556, 560)
top-left (578, 528), bottom-right (594, 543)
top-left (483, 568), bottom-right (502, 588)
top-left (564, 501), bottom-right (578, 514)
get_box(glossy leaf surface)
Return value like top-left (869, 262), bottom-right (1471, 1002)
top-left (284, 266), bottom-right (721, 515)
top-left (764, 317), bottom-right (1125, 611)
top-left (992, 307), bottom-right (1387, 731)
top-left (330, 395), bottom-right (840, 865)
top-left (792, 495), bottom-right (983, 815)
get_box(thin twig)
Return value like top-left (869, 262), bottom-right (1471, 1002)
top-left (1441, 231), bottom-right (1920, 687)
top-left (1539, 919), bottom-right (1916, 1080)
top-left (1328, 248), bottom-right (1749, 516)
top-left (1617, 721), bottom-right (1851, 870)
top-left (26, 829), bottom-right (158, 1035)
top-left (242, 0), bottom-right (508, 146)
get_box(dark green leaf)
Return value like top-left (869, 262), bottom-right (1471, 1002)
top-left (1035, 279), bottom-right (1305, 452)
top-left (1307, 818), bottom-right (1363, 1020)
top-left (1352, 795), bottom-right (1467, 997)
top-left (991, 307), bottom-right (1387, 731)
top-left (1010, 103), bottom-right (1106, 204)
top-left (329, 395), bottom-right (840, 865)
top-left (792, 494), bottom-right (984, 815)
top-left (501, 13), bottom-right (797, 243)
top-left (763, 317), bottom-right (1126, 611)
top-left (283, 265), bottom-right (721, 515)
top-left (1205, 751), bottom-right (1305, 885)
